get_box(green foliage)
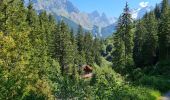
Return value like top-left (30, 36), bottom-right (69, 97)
top-left (142, 12), bottom-right (158, 66)
top-left (90, 66), bottom-right (160, 100)
top-left (54, 65), bottom-right (160, 100)
top-left (92, 37), bottom-right (102, 66)
top-left (75, 25), bottom-right (102, 66)
top-left (154, 4), bottom-right (161, 19)
top-left (84, 32), bottom-right (94, 65)
top-left (133, 11), bottom-right (159, 67)
top-left (112, 3), bottom-right (134, 73)
top-left (133, 20), bottom-right (146, 67)
top-left (76, 25), bottom-right (86, 65)
top-left (152, 60), bottom-right (170, 76)
top-left (112, 34), bottom-right (125, 71)
top-left (55, 21), bottom-right (75, 75)
top-left (0, 0), bottom-right (58, 99)
top-left (158, 0), bottom-right (170, 61)
top-left (0, 0), bottom-right (169, 99)
top-left (135, 75), bottom-right (170, 93)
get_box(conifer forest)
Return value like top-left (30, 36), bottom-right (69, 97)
top-left (0, 0), bottom-right (170, 100)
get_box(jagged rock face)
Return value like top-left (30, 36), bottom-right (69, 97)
top-left (31, 0), bottom-right (79, 13)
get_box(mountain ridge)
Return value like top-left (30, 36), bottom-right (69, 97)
top-left (24, 0), bottom-right (161, 38)
top-left (25, 0), bottom-right (117, 37)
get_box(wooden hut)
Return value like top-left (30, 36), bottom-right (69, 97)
top-left (81, 65), bottom-right (93, 78)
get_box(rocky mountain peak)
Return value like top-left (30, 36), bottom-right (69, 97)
top-left (101, 13), bottom-right (108, 21)
top-left (29, 0), bottom-right (79, 13)
top-left (90, 10), bottom-right (100, 18)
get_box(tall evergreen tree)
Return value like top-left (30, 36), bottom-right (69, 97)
top-left (26, 1), bottom-right (41, 66)
top-left (112, 33), bottom-right (125, 71)
top-left (158, 0), bottom-right (170, 61)
top-left (84, 32), bottom-right (94, 66)
top-left (55, 21), bottom-right (74, 75)
top-left (38, 11), bottom-right (50, 77)
top-left (93, 37), bottom-right (102, 66)
top-left (133, 20), bottom-right (146, 67)
top-left (142, 12), bottom-right (158, 66)
top-left (76, 25), bottom-right (84, 53)
top-left (69, 29), bottom-right (80, 79)
top-left (48, 14), bottom-right (57, 58)
top-left (76, 25), bottom-right (86, 66)
top-left (154, 4), bottom-right (161, 19)
top-left (26, 2), bottom-right (60, 99)
top-left (112, 2), bottom-right (133, 72)
top-left (122, 2), bottom-right (134, 66)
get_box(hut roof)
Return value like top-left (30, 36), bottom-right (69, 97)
top-left (82, 65), bottom-right (93, 72)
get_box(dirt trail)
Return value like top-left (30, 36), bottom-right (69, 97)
top-left (161, 91), bottom-right (170, 100)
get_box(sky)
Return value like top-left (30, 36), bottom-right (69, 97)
top-left (70, 0), bottom-right (162, 17)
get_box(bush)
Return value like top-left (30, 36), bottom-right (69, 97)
top-left (154, 61), bottom-right (170, 76)
top-left (53, 66), bottom-right (161, 100)
top-left (90, 66), bottom-right (160, 100)
top-left (136, 75), bottom-right (170, 92)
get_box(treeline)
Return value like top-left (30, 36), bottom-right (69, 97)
top-left (111, 0), bottom-right (170, 74)
top-left (0, 0), bottom-right (102, 99)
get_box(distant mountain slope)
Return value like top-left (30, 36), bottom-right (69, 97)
top-left (101, 24), bottom-right (116, 38)
top-left (88, 11), bottom-right (116, 28)
top-left (24, 0), bottom-right (162, 38)
top-left (25, 0), bottom-right (117, 38)
top-left (131, 6), bottom-right (153, 19)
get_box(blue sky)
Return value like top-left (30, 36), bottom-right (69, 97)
top-left (70, 0), bottom-right (162, 17)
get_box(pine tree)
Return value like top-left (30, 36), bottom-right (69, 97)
top-left (70, 29), bottom-right (79, 65)
top-left (48, 14), bottom-right (57, 58)
top-left (26, 1), bottom-right (41, 70)
top-left (84, 32), bottom-right (94, 66)
top-left (142, 12), bottom-right (158, 66)
top-left (8, 0), bottom-right (29, 32)
top-left (112, 33), bottom-right (125, 71)
top-left (158, 0), bottom-right (170, 61)
top-left (133, 20), bottom-right (146, 67)
top-left (154, 4), bottom-right (161, 19)
top-left (93, 37), bottom-right (102, 66)
top-left (26, 0), bottom-right (50, 82)
top-left (55, 21), bottom-right (74, 75)
top-left (38, 11), bottom-right (50, 77)
top-left (112, 2), bottom-right (134, 71)
top-left (76, 25), bottom-right (86, 66)
top-left (69, 29), bottom-right (80, 78)
top-left (26, 2), bottom-right (60, 99)
top-left (122, 2), bottom-right (134, 66)
top-left (76, 25), bottom-right (84, 52)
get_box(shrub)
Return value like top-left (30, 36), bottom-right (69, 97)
top-left (137, 75), bottom-right (170, 92)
